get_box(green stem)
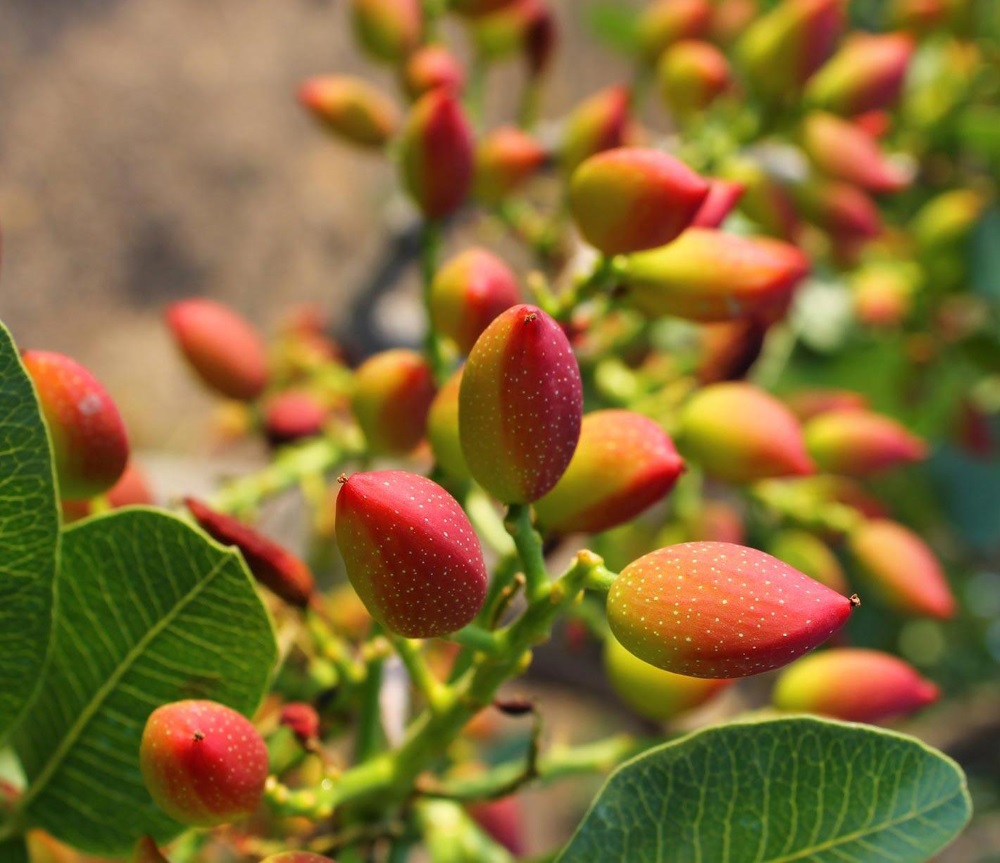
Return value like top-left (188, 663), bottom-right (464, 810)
top-left (504, 504), bottom-right (548, 602)
top-left (356, 654), bottom-right (386, 763)
top-left (465, 488), bottom-right (516, 558)
top-left (583, 563), bottom-right (618, 593)
top-left (388, 635), bottom-right (450, 714)
top-left (447, 624), bottom-right (504, 654)
top-left (420, 220), bottom-right (448, 384)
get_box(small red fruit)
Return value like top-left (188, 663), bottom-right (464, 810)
top-left (459, 304), bottom-right (583, 503)
top-left (606, 542), bottom-right (857, 678)
top-left (691, 179), bottom-right (745, 229)
top-left (804, 409), bottom-right (927, 476)
top-left (140, 700), bottom-right (269, 827)
top-left (403, 45), bottom-right (466, 98)
top-left (279, 702), bottom-right (321, 744)
top-left (351, 349), bottom-right (436, 455)
top-left (264, 391), bottom-right (329, 446)
top-left (335, 471), bottom-right (488, 637)
top-left (22, 350), bottom-right (130, 501)
top-left (806, 32), bottom-right (914, 115)
top-left (802, 112), bottom-right (909, 194)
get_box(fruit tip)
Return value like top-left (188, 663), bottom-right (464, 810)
top-left (849, 593), bottom-right (861, 608)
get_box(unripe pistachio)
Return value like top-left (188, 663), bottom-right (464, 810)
top-left (806, 32), bottom-right (915, 115)
top-left (399, 90), bottom-right (474, 219)
top-left (534, 410), bottom-right (684, 534)
top-left (430, 248), bottom-right (522, 354)
top-left (350, 0), bottom-right (423, 63)
top-left (140, 700), bottom-right (269, 827)
top-left (657, 40), bottom-right (730, 115)
top-left (793, 180), bottom-right (882, 244)
top-left (604, 632), bottom-right (731, 721)
top-left (298, 76), bottom-right (399, 148)
top-left (459, 304), bottom-right (583, 503)
top-left (621, 228), bottom-right (809, 322)
top-left (848, 519), bottom-right (955, 619)
top-left (773, 648), bottom-right (939, 723)
top-left (802, 112), bottom-right (909, 194)
top-left (768, 528), bottom-right (848, 594)
top-left (805, 409), bottom-right (927, 476)
top-left (166, 298), bottom-right (269, 401)
top-left (637, 0), bottom-right (712, 63)
top-left (912, 189), bottom-right (986, 251)
top-left (403, 45), bottom-right (465, 98)
top-left (185, 498), bottom-right (315, 607)
top-left (569, 148), bottom-right (709, 256)
top-left (678, 382), bottom-right (814, 483)
top-left (607, 542), bottom-right (857, 678)
top-left (427, 367), bottom-right (470, 479)
top-left (264, 391), bottom-right (328, 446)
top-left (335, 470), bottom-right (488, 637)
top-left (559, 85), bottom-right (630, 175)
top-left (473, 126), bottom-right (547, 204)
top-left (851, 265), bottom-right (917, 327)
top-left (710, 0), bottom-right (760, 46)
top-left (783, 388), bottom-right (868, 422)
top-left (691, 179), bottom-right (746, 229)
top-left (22, 350), bottom-right (129, 501)
top-left (351, 349), bottom-right (436, 455)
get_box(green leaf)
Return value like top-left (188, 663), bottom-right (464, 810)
top-left (0, 322), bottom-right (58, 745)
top-left (0, 836), bottom-right (28, 863)
top-left (557, 716), bottom-right (971, 863)
top-left (13, 508), bottom-right (277, 854)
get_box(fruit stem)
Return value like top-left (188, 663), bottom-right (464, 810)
top-left (420, 219), bottom-right (449, 385)
top-left (388, 635), bottom-right (452, 715)
top-left (582, 562), bottom-right (619, 593)
top-left (504, 503), bottom-right (548, 602)
top-left (356, 653), bottom-right (386, 763)
top-left (447, 624), bottom-right (503, 654)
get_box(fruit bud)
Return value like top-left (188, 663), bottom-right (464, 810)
top-left (430, 248), bottom-right (522, 354)
top-left (621, 228), bottom-right (809, 323)
top-left (166, 299), bottom-right (269, 401)
top-left (691, 179), bottom-right (745, 229)
top-left (185, 498), bottom-right (315, 607)
top-left (399, 90), bottom-right (474, 219)
top-left (569, 148), bottom-right (709, 256)
top-left (350, 0), bottom-right (423, 63)
top-left (806, 32), bottom-right (915, 115)
top-left (264, 391), bottom-right (328, 446)
top-left (132, 836), bottom-right (170, 863)
top-left (473, 126), bottom-right (547, 204)
top-left (768, 528), bottom-right (848, 594)
top-left (657, 40), bottom-right (730, 115)
top-left (351, 349), bottom-right (436, 455)
top-left (678, 382), bottom-right (814, 483)
top-left (637, 0), bottom-right (712, 62)
top-left (459, 304), bottom-right (583, 503)
top-left (22, 350), bottom-right (129, 501)
top-left (783, 388), bottom-right (868, 422)
top-left (804, 409), bottom-right (927, 476)
top-left (140, 700), bottom-right (269, 827)
top-left (848, 519), bottom-right (955, 619)
top-left (402, 44), bottom-right (466, 98)
top-left (802, 112), bottom-right (910, 194)
top-left (604, 632), bottom-right (731, 721)
top-left (427, 367), bottom-right (470, 479)
top-left (739, 0), bottom-right (843, 103)
top-left (793, 179), bottom-right (882, 243)
top-left (279, 702), bottom-right (321, 744)
top-left (558, 85), bottom-right (630, 175)
top-left (534, 410), bottom-right (684, 534)
top-left (607, 542), bottom-right (857, 677)
top-left (335, 470), bottom-right (488, 637)
top-left (298, 76), bottom-right (399, 148)
top-left (773, 648), bottom-right (939, 723)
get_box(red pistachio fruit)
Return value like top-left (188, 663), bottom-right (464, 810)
top-left (399, 90), bottom-right (474, 219)
top-left (468, 796), bottom-right (525, 856)
top-left (264, 391), bottom-right (329, 446)
top-left (350, 0), bottom-right (422, 62)
top-left (23, 350), bottom-right (129, 501)
top-left (637, 0), bottom-right (712, 62)
top-left (459, 304), bottom-right (583, 503)
top-left (559, 85), bottom-right (630, 175)
top-left (691, 179), bottom-right (745, 229)
top-left (657, 39), bottom-right (730, 115)
top-left (569, 148), bottom-right (709, 256)
top-left (793, 180), bottom-right (882, 243)
top-left (806, 32), bottom-right (914, 115)
top-left (430, 248), bottom-right (522, 354)
top-left (335, 470), bottom-right (488, 637)
top-left (298, 76), bottom-right (400, 148)
top-left (773, 648), bottom-right (939, 724)
top-left (166, 299), bottom-right (269, 401)
top-left (351, 349), bottom-right (436, 456)
top-left (802, 112), bottom-right (909, 194)
top-left (678, 382), bottom-right (814, 483)
top-left (185, 498), bottom-right (315, 607)
top-left (132, 835), bottom-right (170, 863)
top-left (606, 542), bottom-right (857, 678)
top-left (403, 45), bottom-right (465, 98)
top-left (427, 366), bottom-right (471, 480)
top-left (621, 228), bottom-right (809, 322)
top-left (140, 700), bottom-right (268, 827)
top-left (805, 409), bottom-right (927, 476)
top-left (783, 388), bottom-right (868, 422)
top-left (768, 528), bottom-right (849, 594)
top-left (279, 702), bottom-right (320, 744)
top-left (534, 410), bottom-right (684, 534)
top-left (848, 519), bottom-right (955, 619)
top-left (604, 631), bottom-right (731, 721)
top-left (474, 126), bottom-right (547, 204)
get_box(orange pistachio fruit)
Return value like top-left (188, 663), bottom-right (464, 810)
top-left (773, 648), bottom-right (939, 724)
top-left (657, 39), bottom-right (730, 115)
top-left (802, 112), bottom-right (910, 194)
top-left (534, 410), bottom-right (684, 534)
top-left (559, 85), bottom-right (630, 175)
top-left (403, 44), bottom-right (465, 98)
top-left (569, 148), bottom-right (709, 256)
top-left (805, 409), bottom-right (927, 476)
top-left (352, 349), bottom-right (436, 456)
top-left (473, 126), bottom-right (547, 204)
top-left (298, 76), bottom-right (399, 148)
top-left (350, 0), bottom-right (422, 63)
top-left (806, 32), bottom-right (915, 115)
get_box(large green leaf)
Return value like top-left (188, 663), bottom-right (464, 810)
top-left (558, 716), bottom-right (971, 863)
top-left (0, 322), bottom-right (58, 745)
top-left (13, 508), bottom-right (277, 854)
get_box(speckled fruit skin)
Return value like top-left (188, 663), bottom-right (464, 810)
top-left (805, 409), bottom-right (927, 477)
top-left (351, 349), bottom-right (436, 456)
top-left (185, 498), bottom-right (315, 607)
top-left (622, 228), bottom-right (809, 322)
top-left (335, 471), bottom-right (488, 637)
top-left (678, 382), bottom-right (814, 483)
top-left (773, 648), bottom-right (939, 724)
top-left (606, 542), bottom-right (856, 678)
top-left (166, 299), bottom-right (269, 401)
top-left (427, 367), bottom-right (470, 480)
top-left (430, 248), bottom-right (522, 354)
top-left (849, 519), bottom-right (955, 619)
top-left (22, 350), bottom-right (130, 501)
top-left (140, 700), bottom-right (269, 827)
top-left (604, 632), bottom-right (731, 721)
top-left (534, 410), bottom-right (684, 534)
top-left (459, 304), bottom-right (583, 504)
top-left (569, 148), bottom-right (709, 256)
top-left (298, 76), bottom-right (400, 148)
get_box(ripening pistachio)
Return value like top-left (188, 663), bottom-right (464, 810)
top-left (403, 44), bottom-right (465, 98)
top-left (722, 158), bottom-right (800, 240)
top-left (657, 39), bottom-right (730, 115)
top-left (352, 349), bottom-right (436, 455)
top-left (802, 112), bottom-right (910, 194)
top-left (298, 76), bottom-right (400, 148)
top-left (350, 0), bottom-right (423, 63)
top-left (806, 32), bottom-right (915, 115)
top-left (804, 409), bottom-right (927, 476)
top-left (559, 85), bottom-right (630, 175)
top-left (793, 180), bottom-right (882, 244)
top-left (427, 367), bottom-right (470, 479)
top-left (637, 0), bottom-right (712, 63)
top-left (691, 179), bottom-right (745, 229)
top-left (783, 388), bottom-right (869, 422)
top-left (474, 126), bottom-right (547, 204)
top-left (912, 189), bottom-right (986, 252)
